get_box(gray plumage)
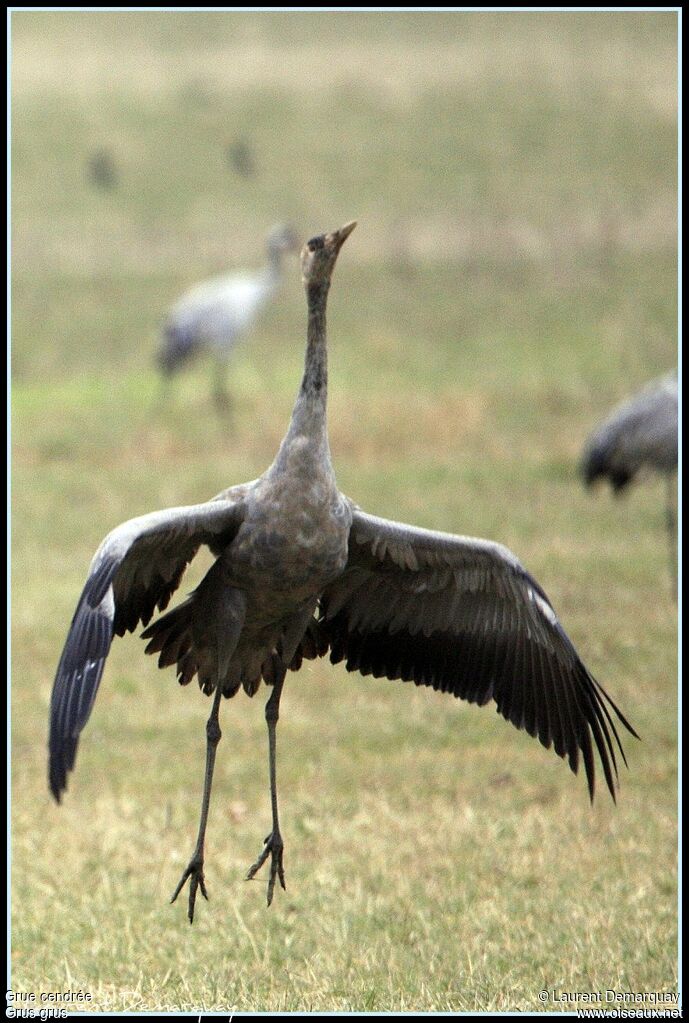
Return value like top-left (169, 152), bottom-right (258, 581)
top-left (158, 223), bottom-right (298, 404)
top-left (581, 371), bottom-right (678, 592)
top-left (49, 222), bottom-right (637, 922)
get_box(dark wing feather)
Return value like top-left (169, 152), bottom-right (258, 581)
top-left (311, 508), bottom-right (637, 800)
top-left (48, 497), bottom-right (246, 800)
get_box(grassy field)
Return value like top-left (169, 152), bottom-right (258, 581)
top-left (10, 10), bottom-right (678, 1014)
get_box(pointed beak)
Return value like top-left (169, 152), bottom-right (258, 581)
top-left (331, 220), bottom-right (357, 251)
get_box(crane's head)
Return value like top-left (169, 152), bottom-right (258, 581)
top-left (301, 221), bottom-right (357, 288)
top-left (267, 223), bottom-right (300, 256)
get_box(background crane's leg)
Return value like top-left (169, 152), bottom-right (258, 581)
top-left (666, 474), bottom-right (677, 601)
top-left (151, 366), bottom-right (174, 414)
top-left (246, 665), bottom-right (287, 906)
top-left (212, 355), bottom-right (233, 415)
top-left (171, 683), bottom-right (223, 923)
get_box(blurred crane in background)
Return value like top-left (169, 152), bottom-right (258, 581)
top-left (86, 147), bottom-right (117, 190)
top-left (226, 137), bottom-right (256, 179)
top-left (157, 223), bottom-right (299, 409)
top-left (580, 371), bottom-right (678, 594)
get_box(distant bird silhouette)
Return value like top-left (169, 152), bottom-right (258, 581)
top-left (226, 138), bottom-right (256, 179)
top-left (158, 224), bottom-right (298, 409)
top-left (49, 222), bottom-right (637, 924)
top-left (87, 148), bottom-right (117, 190)
top-left (581, 371), bottom-right (678, 593)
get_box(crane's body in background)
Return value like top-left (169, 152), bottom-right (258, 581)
top-left (581, 372), bottom-right (678, 595)
top-left (50, 223), bottom-right (637, 924)
top-left (158, 223), bottom-right (298, 409)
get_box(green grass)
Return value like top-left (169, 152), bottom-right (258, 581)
top-left (11, 10), bottom-right (678, 1014)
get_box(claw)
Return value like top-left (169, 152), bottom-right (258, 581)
top-left (171, 854), bottom-right (208, 924)
top-left (246, 831), bottom-right (285, 906)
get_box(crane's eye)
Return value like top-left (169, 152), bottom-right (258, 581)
top-left (307, 236), bottom-right (324, 253)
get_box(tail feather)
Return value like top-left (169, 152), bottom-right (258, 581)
top-left (288, 617), bottom-right (329, 670)
top-left (581, 440), bottom-right (633, 492)
top-left (158, 320), bottom-right (200, 376)
top-left (142, 599), bottom-right (199, 685)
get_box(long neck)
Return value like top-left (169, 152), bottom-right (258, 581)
top-left (300, 282), bottom-right (329, 398)
top-left (270, 281), bottom-right (332, 475)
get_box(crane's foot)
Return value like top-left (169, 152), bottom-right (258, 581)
top-left (246, 830), bottom-right (285, 906)
top-left (171, 852), bottom-right (208, 924)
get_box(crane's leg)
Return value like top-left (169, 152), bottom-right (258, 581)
top-left (246, 666), bottom-right (287, 906)
top-left (212, 355), bottom-right (233, 414)
top-left (152, 368), bottom-right (175, 413)
top-left (171, 683), bottom-right (223, 924)
top-left (666, 474), bottom-right (677, 602)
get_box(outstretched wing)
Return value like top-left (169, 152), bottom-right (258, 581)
top-left (48, 496), bottom-right (247, 800)
top-left (313, 507), bottom-right (637, 800)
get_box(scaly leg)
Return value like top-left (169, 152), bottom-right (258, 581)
top-left (246, 666), bottom-right (287, 906)
top-left (171, 684), bottom-right (223, 923)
